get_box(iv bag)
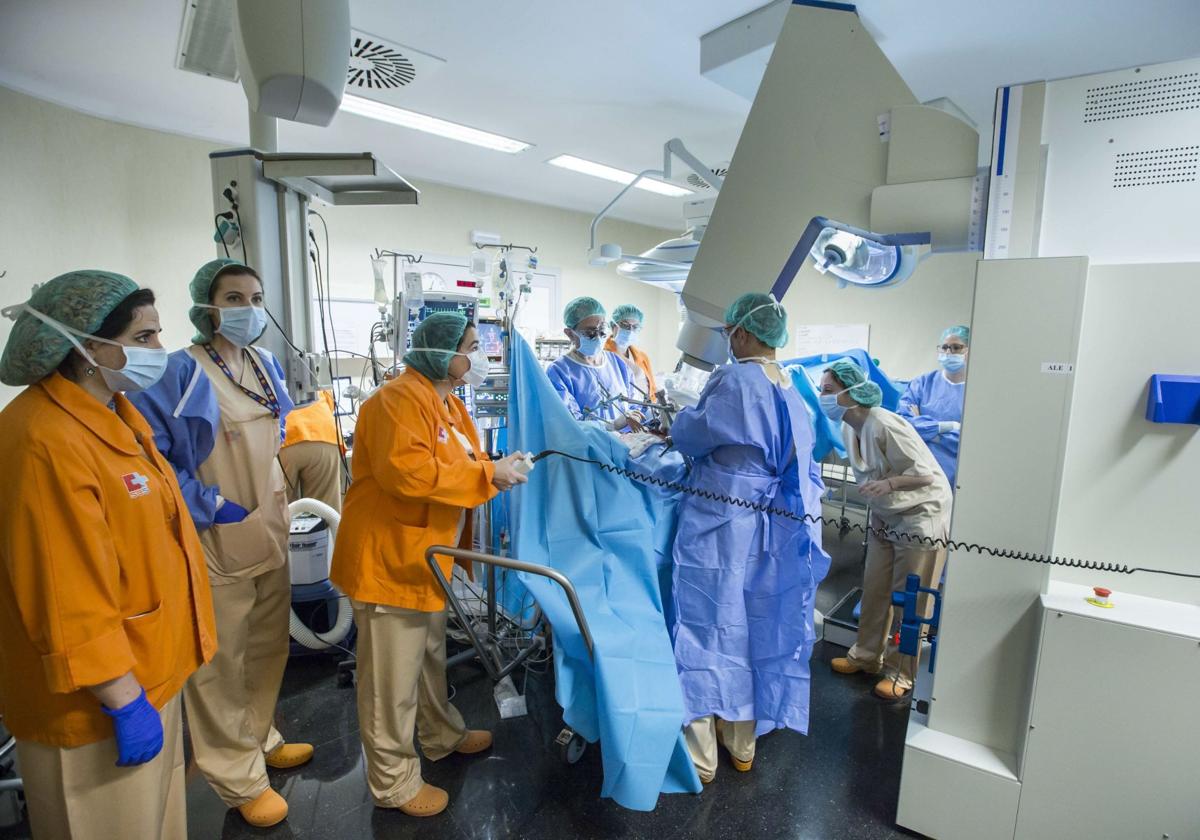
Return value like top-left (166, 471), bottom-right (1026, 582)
top-left (371, 257), bottom-right (390, 308)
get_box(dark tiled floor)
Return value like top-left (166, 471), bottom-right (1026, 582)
top-left (0, 522), bottom-right (922, 840)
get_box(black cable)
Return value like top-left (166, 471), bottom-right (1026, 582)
top-left (233, 206), bottom-right (249, 269)
top-left (528, 449), bottom-right (1200, 581)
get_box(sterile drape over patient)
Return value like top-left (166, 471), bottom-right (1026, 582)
top-left (507, 334), bottom-right (701, 811)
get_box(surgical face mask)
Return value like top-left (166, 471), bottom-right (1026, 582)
top-left (819, 391), bottom-right (850, 423)
top-left (939, 352), bottom-right (967, 373)
top-left (614, 327), bottom-right (638, 352)
top-left (421, 348), bottom-right (490, 387)
top-left (575, 332), bottom-right (605, 359)
top-left (205, 304), bottom-right (268, 348)
top-left (5, 303), bottom-right (168, 392)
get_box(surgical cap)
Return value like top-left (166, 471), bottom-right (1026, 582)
top-left (941, 325), bottom-right (970, 344)
top-left (0, 270), bottom-right (139, 386)
top-left (724, 292), bottom-right (788, 349)
top-left (563, 296), bottom-right (606, 330)
top-left (189, 258), bottom-right (250, 343)
top-left (611, 304), bottom-right (645, 325)
top-left (827, 358), bottom-right (883, 408)
top-left (404, 312), bottom-right (469, 381)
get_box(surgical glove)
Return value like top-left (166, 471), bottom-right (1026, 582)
top-left (938, 421), bottom-right (961, 435)
top-left (214, 499), bottom-right (249, 524)
top-left (102, 689), bottom-right (163, 767)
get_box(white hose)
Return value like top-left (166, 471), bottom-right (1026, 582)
top-left (287, 498), bottom-right (354, 650)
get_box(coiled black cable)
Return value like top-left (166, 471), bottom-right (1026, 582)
top-left (529, 449), bottom-right (1200, 581)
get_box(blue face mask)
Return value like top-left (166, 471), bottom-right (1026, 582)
top-left (575, 332), bottom-right (605, 358)
top-left (210, 305), bottom-right (268, 348)
top-left (819, 392), bottom-right (849, 423)
top-left (614, 327), bottom-right (637, 352)
top-left (939, 352), bottom-right (967, 373)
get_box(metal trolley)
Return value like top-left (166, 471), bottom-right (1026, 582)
top-left (425, 546), bottom-right (594, 764)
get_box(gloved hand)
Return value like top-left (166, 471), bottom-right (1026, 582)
top-left (214, 499), bottom-right (249, 524)
top-left (938, 421), bottom-right (962, 435)
top-left (101, 689), bottom-right (163, 767)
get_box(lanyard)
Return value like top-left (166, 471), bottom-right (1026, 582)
top-left (203, 343), bottom-right (280, 418)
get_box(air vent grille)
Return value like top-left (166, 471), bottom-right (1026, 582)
top-left (1084, 72), bottom-right (1200, 123)
top-left (348, 36), bottom-right (417, 89)
top-left (1112, 146), bottom-right (1199, 188)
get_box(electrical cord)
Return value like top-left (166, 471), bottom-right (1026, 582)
top-left (528, 449), bottom-right (1200, 581)
top-left (213, 214), bottom-right (232, 259)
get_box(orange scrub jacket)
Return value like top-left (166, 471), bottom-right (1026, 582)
top-left (283, 389), bottom-right (345, 453)
top-left (330, 368), bottom-right (497, 612)
top-left (604, 338), bottom-right (658, 398)
top-left (0, 374), bottom-right (217, 747)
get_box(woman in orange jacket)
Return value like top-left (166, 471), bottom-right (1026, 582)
top-left (331, 312), bottom-right (529, 818)
top-left (0, 271), bottom-right (217, 840)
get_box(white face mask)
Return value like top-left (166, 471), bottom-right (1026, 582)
top-left (420, 347), bottom-right (490, 386)
top-left (4, 303), bottom-right (168, 392)
top-left (201, 304), bottom-right (268, 348)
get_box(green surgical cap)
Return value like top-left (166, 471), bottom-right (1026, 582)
top-left (942, 325), bottom-right (970, 344)
top-left (611, 304), bottom-right (644, 325)
top-left (828, 358), bottom-right (883, 408)
top-left (724, 292), bottom-right (788, 348)
top-left (0, 270), bottom-right (140, 386)
top-left (189, 258), bottom-right (247, 343)
top-left (563, 296), bottom-right (606, 330)
top-left (404, 312), bottom-right (469, 381)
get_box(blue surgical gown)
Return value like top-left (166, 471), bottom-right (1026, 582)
top-left (129, 347), bottom-right (292, 529)
top-left (898, 369), bottom-right (964, 489)
top-left (670, 362), bottom-right (831, 736)
top-left (546, 351), bottom-right (637, 425)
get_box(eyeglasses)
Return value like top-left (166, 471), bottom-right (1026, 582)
top-left (577, 328), bottom-right (608, 340)
top-left (938, 344), bottom-right (968, 354)
top-left (616, 322), bottom-right (642, 332)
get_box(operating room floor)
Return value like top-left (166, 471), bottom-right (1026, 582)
top-left (0, 522), bottom-right (921, 839)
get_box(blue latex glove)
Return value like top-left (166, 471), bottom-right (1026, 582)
top-left (101, 690), bottom-right (163, 767)
top-left (213, 499), bottom-right (249, 524)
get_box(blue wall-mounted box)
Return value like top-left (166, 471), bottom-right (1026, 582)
top-left (1146, 375), bottom-right (1200, 425)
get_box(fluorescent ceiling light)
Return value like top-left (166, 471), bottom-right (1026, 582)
top-left (340, 94), bottom-right (531, 154)
top-left (547, 154), bottom-right (693, 197)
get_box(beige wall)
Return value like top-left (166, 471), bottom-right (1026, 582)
top-left (0, 85), bottom-right (679, 409)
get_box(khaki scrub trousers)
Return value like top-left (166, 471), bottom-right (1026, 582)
top-left (17, 694), bottom-right (185, 840)
top-left (187, 345), bottom-right (293, 807)
top-left (352, 601), bottom-right (469, 807)
top-left (278, 440), bottom-right (343, 513)
top-left (684, 716), bottom-right (756, 780)
top-left (845, 526), bottom-right (947, 691)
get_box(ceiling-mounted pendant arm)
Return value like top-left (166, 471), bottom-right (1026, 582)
top-left (663, 138), bottom-right (724, 191)
top-left (588, 168), bottom-right (665, 258)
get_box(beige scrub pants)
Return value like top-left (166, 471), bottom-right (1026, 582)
top-left (684, 717), bottom-right (756, 781)
top-left (18, 694), bottom-right (185, 840)
top-left (353, 602), bottom-right (469, 808)
top-left (184, 564), bottom-right (291, 807)
top-left (279, 440), bottom-right (343, 513)
top-left (846, 527), bottom-right (947, 691)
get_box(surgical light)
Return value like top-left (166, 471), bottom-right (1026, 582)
top-left (783, 217), bottom-right (931, 292)
top-left (548, 155), bottom-right (693, 197)
top-left (339, 94), bottom-right (532, 154)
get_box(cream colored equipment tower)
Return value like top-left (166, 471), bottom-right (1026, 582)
top-left (895, 58), bottom-right (1200, 840)
top-left (678, 0), bottom-right (983, 370)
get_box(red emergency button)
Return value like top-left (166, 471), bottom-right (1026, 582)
top-left (1093, 587), bottom-right (1111, 598)
top-left (1086, 587), bottom-right (1114, 608)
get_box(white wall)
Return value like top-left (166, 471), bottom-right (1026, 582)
top-left (0, 85), bottom-right (680, 409)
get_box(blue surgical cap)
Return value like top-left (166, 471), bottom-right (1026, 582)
top-left (941, 325), bottom-right (970, 344)
top-left (611, 304), bottom-right (645, 325)
top-left (828, 358), bottom-right (883, 407)
top-left (404, 312), bottom-right (470, 381)
top-left (563, 296), bottom-right (606, 330)
top-left (725, 292), bottom-right (788, 349)
top-left (190, 258), bottom-right (252, 343)
top-left (1, 270), bottom-right (140, 386)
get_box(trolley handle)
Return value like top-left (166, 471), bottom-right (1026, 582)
top-left (425, 546), bottom-right (595, 659)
